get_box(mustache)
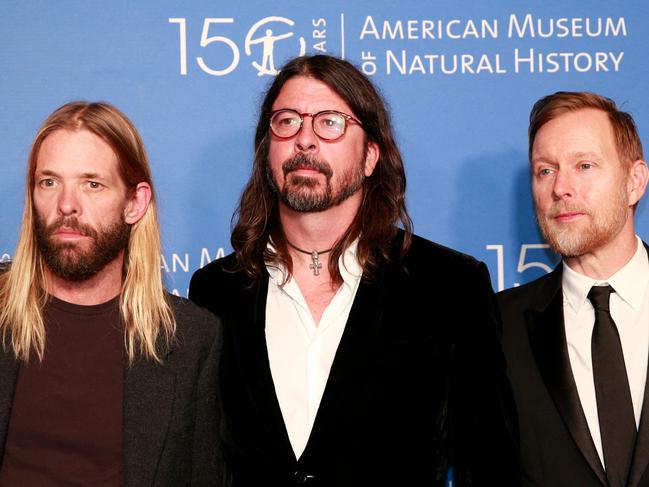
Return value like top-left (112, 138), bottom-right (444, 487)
top-left (282, 153), bottom-right (333, 179)
top-left (43, 216), bottom-right (98, 239)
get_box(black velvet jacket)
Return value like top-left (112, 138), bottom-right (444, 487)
top-left (190, 230), bottom-right (518, 486)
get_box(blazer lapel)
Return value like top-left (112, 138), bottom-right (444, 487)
top-left (0, 349), bottom-right (19, 463)
top-left (302, 267), bottom-right (386, 459)
top-left (628, 368), bottom-right (649, 486)
top-left (123, 349), bottom-right (175, 487)
top-left (627, 241), bottom-right (649, 487)
top-left (526, 266), bottom-right (607, 486)
top-left (234, 274), bottom-right (295, 463)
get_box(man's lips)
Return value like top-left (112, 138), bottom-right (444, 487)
top-left (52, 227), bottom-right (86, 238)
top-left (553, 211), bottom-right (586, 222)
top-left (289, 166), bottom-right (322, 174)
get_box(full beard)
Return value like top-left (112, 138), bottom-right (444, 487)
top-left (35, 213), bottom-right (131, 282)
top-left (536, 186), bottom-right (630, 258)
top-left (267, 152), bottom-right (365, 212)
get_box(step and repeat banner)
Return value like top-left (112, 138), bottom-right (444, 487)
top-left (1, 1), bottom-right (648, 296)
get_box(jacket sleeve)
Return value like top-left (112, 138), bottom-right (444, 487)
top-left (450, 261), bottom-right (520, 486)
top-left (190, 313), bottom-right (230, 486)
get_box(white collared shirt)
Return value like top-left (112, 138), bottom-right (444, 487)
top-left (265, 240), bottom-right (362, 459)
top-left (563, 236), bottom-right (649, 467)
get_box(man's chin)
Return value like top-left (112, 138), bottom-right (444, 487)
top-left (281, 196), bottom-right (329, 213)
top-left (48, 242), bottom-right (96, 263)
top-left (543, 224), bottom-right (598, 257)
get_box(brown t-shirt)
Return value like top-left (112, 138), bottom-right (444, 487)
top-left (0, 295), bottom-right (124, 486)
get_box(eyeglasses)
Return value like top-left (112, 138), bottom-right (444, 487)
top-left (269, 109), bottom-right (362, 141)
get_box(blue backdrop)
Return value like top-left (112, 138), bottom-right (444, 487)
top-left (2, 0), bottom-right (648, 297)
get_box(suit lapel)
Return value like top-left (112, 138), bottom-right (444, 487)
top-left (234, 274), bottom-right (295, 463)
top-left (628, 368), bottom-right (649, 486)
top-left (123, 349), bottom-right (175, 486)
top-left (0, 348), bottom-right (19, 464)
top-left (302, 266), bottom-right (386, 460)
top-left (526, 267), bottom-right (607, 486)
top-left (627, 242), bottom-right (649, 487)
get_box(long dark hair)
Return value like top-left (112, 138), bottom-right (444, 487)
top-left (231, 55), bottom-right (412, 284)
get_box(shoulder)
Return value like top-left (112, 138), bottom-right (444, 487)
top-left (190, 252), bottom-right (240, 291)
top-left (382, 232), bottom-right (495, 322)
top-left (496, 268), bottom-right (559, 311)
top-left (496, 267), bottom-right (561, 342)
top-left (188, 252), bottom-right (253, 317)
top-left (398, 231), bottom-right (484, 281)
top-left (167, 293), bottom-right (222, 350)
top-left (407, 233), bottom-right (480, 266)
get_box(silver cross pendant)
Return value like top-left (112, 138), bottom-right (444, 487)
top-left (309, 251), bottom-right (322, 276)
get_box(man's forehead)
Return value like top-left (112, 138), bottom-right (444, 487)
top-left (37, 129), bottom-right (117, 163)
top-left (538, 108), bottom-right (612, 136)
top-left (533, 109), bottom-right (615, 150)
top-left (271, 76), bottom-right (353, 113)
top-left (34, 129), bottom-right (122, 180)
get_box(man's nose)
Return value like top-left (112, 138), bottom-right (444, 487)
top-left (295, 116), bottom-right (318, 153)
top-left (57, 185), bottom-right (80, 216)
top-left (552, 170), bottom-right (576, 200)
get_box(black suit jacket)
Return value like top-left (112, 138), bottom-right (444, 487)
top-left (499, 251), bottom-right (649, 487)
top-left (190, 231), bottom-right (518, 486)
top-left (0, 294), bottom-right (226, 486)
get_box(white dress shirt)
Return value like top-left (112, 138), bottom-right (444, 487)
top-left (265, 241), bottom-right (362, 459)
top-left (563, 236), bottom-right (649, 467)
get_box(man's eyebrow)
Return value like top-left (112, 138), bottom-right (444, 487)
top-left (34, 169), bottom-right (59, 177)
top-left (79, 172), bottom-right (103, 179)
top-left (34, 170), bottom-right (105, 179)
top-left (569, 151), bottom-right (601, 160)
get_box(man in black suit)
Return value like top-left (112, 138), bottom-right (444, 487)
top-left (190, 54), bottom-right (517, 486)
top-left (0, 101), bottom-right (225, 485)
top-left (499, 92), bottom-right (649, 486)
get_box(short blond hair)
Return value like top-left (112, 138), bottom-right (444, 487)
top-left (529, 91), bottom-right (644, 169)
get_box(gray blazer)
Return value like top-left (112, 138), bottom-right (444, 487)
top-left (0, 293), bottom-right (226, 486)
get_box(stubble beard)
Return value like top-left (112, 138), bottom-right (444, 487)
top-left (535, 185), bottom-right (630, 258)
top-left (35, 213), bottom-right (131, 282)
top-left (267, 152), bottom-right (366, 212)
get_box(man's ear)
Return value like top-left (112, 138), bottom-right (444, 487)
top-left (124, 182), bottom-right (152, 224)
top-left (363, 141), bottom-right (380, 177)
top-left (627, 159), bottom-right (649, 207)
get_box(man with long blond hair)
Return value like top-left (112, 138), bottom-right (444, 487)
top-left (190, 54), bottom-right (517, 486)
top-left (0, 101), bottom-right (224, 485)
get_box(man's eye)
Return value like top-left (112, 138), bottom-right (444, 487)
top-left (88, 181), bottom-right (102, 189)
top-left (276, 115), bottom-right (299, 127)
top-left (317, 115), bottom-right (343, 130)
top-left (39, 178), bottom-right (55, 187)
top-left (580, 163), bottom-right (592, 170)
top-left (538, 168), bottom-right (552, 176)
top-left (279, 117), bottom-right (296, 125)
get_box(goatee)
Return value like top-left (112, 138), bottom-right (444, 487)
top-left (267, 152), bottom-right (365, 212)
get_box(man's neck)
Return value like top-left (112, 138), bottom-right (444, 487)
top-left (564, 225), bottom-right (638, 280)
top-left (45, 256), bottom-right (124, 305)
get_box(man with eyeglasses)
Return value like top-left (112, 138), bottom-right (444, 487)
top-left (189, 54), bottom-right (518, 486)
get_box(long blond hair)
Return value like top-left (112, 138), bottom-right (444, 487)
top-left (0, 101), bottom-right (175, 363)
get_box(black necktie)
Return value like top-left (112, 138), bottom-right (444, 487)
top-left (589, 285), bottom-right (636, 487)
